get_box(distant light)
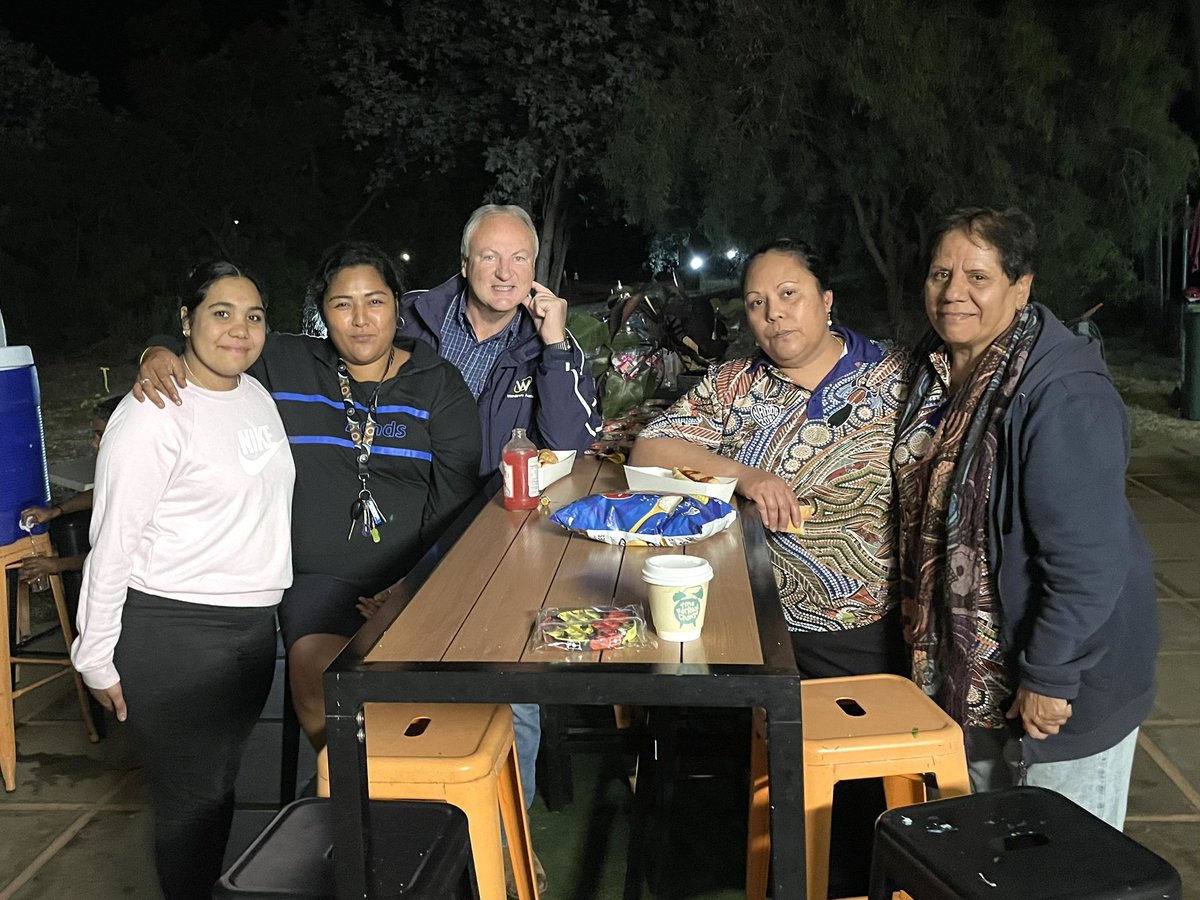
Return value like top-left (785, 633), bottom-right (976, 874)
top-left (689, 256), bottom-right (705, 271)
top-left (400, 252), bottom-right (411, 262)
top-left (725, 248), bottom-right (738, 260)
top-left (233, 218), bottom-right (240, 226)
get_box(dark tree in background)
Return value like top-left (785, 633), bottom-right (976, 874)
top-left (0, 32), bottom-right (112, 346)
top-left (1, 1), bottom-right (408, 352)
top-left (295, 0), bottom-right (705, 292)
top-left (602, 0), bottom-right (1197, 334)
top-left (1187, 0), bottom-right (1200, 127)
top-left (1, 0), bottom-right (1198, 353)
top-left (118, 10), bottom-right (384, 330)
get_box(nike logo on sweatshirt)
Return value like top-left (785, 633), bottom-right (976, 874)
top-left (237, 425), bottom-right (288, 476)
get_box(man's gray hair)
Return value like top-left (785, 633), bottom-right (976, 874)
top-left (460, 204), bottom-right (539, 261)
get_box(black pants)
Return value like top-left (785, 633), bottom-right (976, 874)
top-left (114, 589), bottom-right (276, 900)
top-left (788, 609), bottom-right (906, 681)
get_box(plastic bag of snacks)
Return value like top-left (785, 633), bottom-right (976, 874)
top-left (549, 491), bottom-right (736, 546)
top-left (532, 605), bottom-right (654, 651)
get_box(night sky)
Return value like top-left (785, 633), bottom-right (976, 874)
top-left (1, 1), bottom-right (288, 102)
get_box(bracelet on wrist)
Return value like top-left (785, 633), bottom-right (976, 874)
top-left (138, 347), bottom-right (156, 365)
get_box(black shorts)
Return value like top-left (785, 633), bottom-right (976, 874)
top-left (277, 573), bottom-right (368, 650)
top-left (788, 608), bottom-right (907, 679)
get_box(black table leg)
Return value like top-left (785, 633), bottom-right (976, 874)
top-left (328, 702), bottom-right (371, 899)
top-left (765, 697), bottom-right (806, 900)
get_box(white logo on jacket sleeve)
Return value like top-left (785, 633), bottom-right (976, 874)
top-left (506, 376), bottom-right (534, 400)
top-left (237, 425), bottom-right (287, 475)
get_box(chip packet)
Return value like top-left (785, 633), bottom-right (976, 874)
top-left (549, 491), bottom-right (736, 546)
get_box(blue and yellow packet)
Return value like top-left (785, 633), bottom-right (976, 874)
top-left (549, 491), bottom-right (736, 546)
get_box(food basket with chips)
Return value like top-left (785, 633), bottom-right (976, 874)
top-left (623, 464), bottom-right (737, 503)
top-left (537, 449), bottom-right (576, 490)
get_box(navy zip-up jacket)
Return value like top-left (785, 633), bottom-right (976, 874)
top-left (399, 275), bottom-right (601, 475)
top-left (988, 304), bottom-right (1156, 764)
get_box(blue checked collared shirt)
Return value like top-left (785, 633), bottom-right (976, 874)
top-left (439, 289), bottom-right (523, 399)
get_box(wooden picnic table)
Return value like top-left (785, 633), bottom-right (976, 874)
top-left (324, 456), bottom-right (807, 899)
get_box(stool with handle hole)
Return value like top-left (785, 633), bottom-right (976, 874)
top-left (746, 674), bottom-right (971, 900)
top-left (317, 703), bottom-right (538, 900)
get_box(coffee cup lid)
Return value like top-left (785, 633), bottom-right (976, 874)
top-left (642, 554), bottom-right (713, 586)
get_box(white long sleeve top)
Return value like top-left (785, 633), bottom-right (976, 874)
top-left (71, 375), bottom-right (295, 690)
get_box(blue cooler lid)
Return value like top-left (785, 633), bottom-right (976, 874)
top-left (0, 345), bottom-right (34, 370)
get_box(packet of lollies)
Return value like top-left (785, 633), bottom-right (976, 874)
top-left (549, 491), bottom-right (737, 546)
top-left (532, 605), bottom-right (655, 651)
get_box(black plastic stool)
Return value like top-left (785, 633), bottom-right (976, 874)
top-left (215, 797), bottom-right (478, 899)
top-left (868, 785), bottom-right (1181, 899)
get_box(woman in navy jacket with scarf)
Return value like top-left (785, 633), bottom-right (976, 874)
top-left (893, 207), bottom-right (1156, 828)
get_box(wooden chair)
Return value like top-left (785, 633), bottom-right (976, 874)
top-left (746, 674), bottom-right (972, 900)
top-left (2, 532), bottom-right (100, 791)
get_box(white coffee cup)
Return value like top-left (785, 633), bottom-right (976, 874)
top-left (642, 555), bottom-right (713, 642)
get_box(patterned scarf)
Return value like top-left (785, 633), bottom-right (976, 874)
top-left (896, 304), bottom-right (1041, 726)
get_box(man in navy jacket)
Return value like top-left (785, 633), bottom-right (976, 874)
top-left (399, 204), bottom-right (600, 477)
top-left (399, 205), bottom-right (600, 894)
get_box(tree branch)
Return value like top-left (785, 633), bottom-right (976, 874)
top-left (342, 184), bottom-right (384, 237)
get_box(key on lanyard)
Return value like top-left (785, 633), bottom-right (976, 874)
top-left (361, 489), bottom-right (384, 543)
top-left (347, 498), bottom-right (364, 541)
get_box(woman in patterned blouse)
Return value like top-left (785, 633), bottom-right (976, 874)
top-left (632, 239), bottom-right (919, 679)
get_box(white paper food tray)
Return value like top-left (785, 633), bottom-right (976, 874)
top-left (538, 450), bottom-right (577, 489)
top-left (623, 465), bottom-right (736, 503)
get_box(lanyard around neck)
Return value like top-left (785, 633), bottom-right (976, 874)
top-left (336, 346), bottom-right (394, 542)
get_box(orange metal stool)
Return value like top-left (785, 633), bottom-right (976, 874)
top-left (317, 702), bottom-right (537, 900)
top-left (745, 674), bottom-right (971, 900)
top-left (1, 532), bottom-right (99, 792)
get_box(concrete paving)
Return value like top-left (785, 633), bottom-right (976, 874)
top-left (2, 443), bottom-right (1198, 899)
top-left (1123, 441), bottom-right (1200, 898)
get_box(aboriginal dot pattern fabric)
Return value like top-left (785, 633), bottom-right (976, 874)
top-left (640, 334), bottom-right (912, 632)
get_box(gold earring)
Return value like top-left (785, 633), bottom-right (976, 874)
top-left (827, 314), bottom-right (833, 327)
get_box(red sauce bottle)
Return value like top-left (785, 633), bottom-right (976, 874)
top-left (501, 428), bottom-right (540, 510)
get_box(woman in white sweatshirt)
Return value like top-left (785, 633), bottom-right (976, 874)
top-left (71, 262), bottom-right (295, 900)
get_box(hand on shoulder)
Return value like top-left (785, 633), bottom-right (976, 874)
top-left (133, 347), bottom-right (187, 408)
